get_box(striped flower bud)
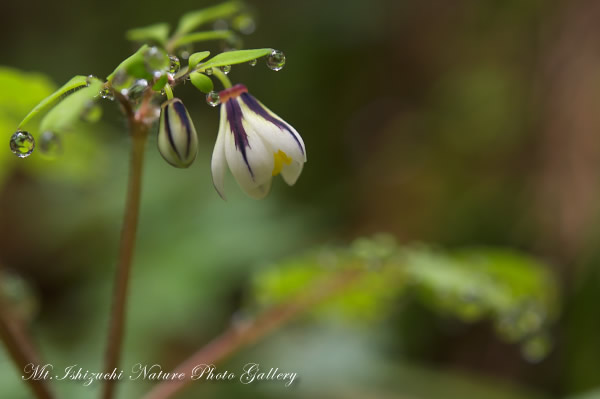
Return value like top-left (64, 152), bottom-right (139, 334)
top-left (157, 98), bottom-right (198, 168)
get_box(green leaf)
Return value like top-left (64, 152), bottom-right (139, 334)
top-left (40, 80), bottom-right (103, 132)
top-left (199, 48), bottom-right (272, 70)
top-left (189, 72), bottom-right (214, 93)
top-left (170, 30), bottom-right (233, 49)
top-left (107, 45), bottom-right (152, 82)
top-left (188, 51), bottom-right (211, 70)
top-left (175, 1), bottom-right (243, 36)
top-left (126, 23), bottom-right (170, 46)
top-left (152, 74), bottom-right (168, 91)
top-left (17, 76), bottom-right (88, 129)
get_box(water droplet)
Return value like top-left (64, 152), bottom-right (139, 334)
top-left (126, 79), bottom-right (149, 101)
top-left (112, 69), bottom-right (134, 91)
top-left (178, 44), bottom-right (193, 60)
top-left (521, 333), bottom-right (552, 363)
top-left (206, 91), bottom-right (221, 107)
top-left (168, 55), bottom-right (181, 74)
top-left (144, 46), bottom-right (169, 72)
top-left (233, 14), bottom-right (256, 35)
top-left (266, 50), bottom-right (286, 71)
top-left (100, 86), bottom-right (114, 101)
top-left (86, 75), bottom-right (98, 86)
top-left (205, 68), bottom-right (213, 76)
top-left (10, 131), bottom-right (35, 158)
top-left (38, 131), bottom-right (62, 159)
top-left (249, 59), bottom-right (257, 67)
top-left (220, 65), bottom-right (231, 75)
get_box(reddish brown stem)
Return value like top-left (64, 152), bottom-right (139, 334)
top-left (101, 120), bottom-right (149, 399)
top-left (141, 268), bottom-right (363, 399)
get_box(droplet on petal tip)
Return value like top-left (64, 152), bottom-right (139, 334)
top-left (10, 131), bottom-right (35, 158)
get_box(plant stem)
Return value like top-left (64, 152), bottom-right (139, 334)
top-left (101, 120), bottom-right (149, 399)
top-left (0, 296), bottom-right (54, 399)
top-left (210, 68), bottom-right (233, 89)
top-left (140, 268), bottom-right (363, 399)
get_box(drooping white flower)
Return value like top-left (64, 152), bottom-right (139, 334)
top-left (157, 98), bottom-right (198, 168)
top-left (211, 84), bottom-right (306, 199)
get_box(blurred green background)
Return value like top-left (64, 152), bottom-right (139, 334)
top-left (2, 0), bottom-right (600, 398)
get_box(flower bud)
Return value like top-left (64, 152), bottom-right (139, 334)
top-left (157, 98), bottom-right (198, 168)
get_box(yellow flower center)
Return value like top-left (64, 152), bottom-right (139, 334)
top-left (272, 150), bottom-right (292, 176)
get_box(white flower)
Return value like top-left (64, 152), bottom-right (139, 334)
top-left (157, 98), bottom-right (198, 168)
top-left (211, 84), bottom-right (306, 199)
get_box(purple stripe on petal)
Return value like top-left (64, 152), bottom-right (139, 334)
top-left (225, 98), bottom-right (254, 178)
top-left (240, 92), bottom-right (304, 155)
top-left (172, 100), bottom-right (192, 158)
top-left (163, 104), bottom-right (181, 160)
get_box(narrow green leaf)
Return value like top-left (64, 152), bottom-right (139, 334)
top-left (40, 80), bottom-right (103, 132)
top-left (18, 76), bottom-right (89, 129)
top-left (126, 23), bottom-right (170, 46)
top-left (107, 45), bottom-right (151, 81)
top-left (152, 74), bottom-right (168, 91)
top-left (189, 72), bottom-right (214, 93)
top-left (170, 30), bottom-right (233, 49)
top-left (199, 48), bottom-right (272, 70)
top-left (188, 51), bottom-right (211, 70)
top-left (175, 1), bottom-right (243, 36)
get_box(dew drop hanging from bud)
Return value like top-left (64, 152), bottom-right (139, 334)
top-left (249, 59), bottom-right (257, 67)
top-left (38, 131), bottom-right (62, 159)
top-left (266, 50), bottom-right (286, 71)
top-left (220, 65), bottom-right (231, 75)
top-left (206, 91), bottom-right (221, 107)
top-left (10, 131), bottom-right (35, 158)
top-left (205, 68), bottom-right (213, 76)
top-left (168, 55), bottom-right (181, 73)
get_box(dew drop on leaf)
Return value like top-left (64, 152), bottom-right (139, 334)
top-left (266, 49), bottom-right (286, 71)
top-left (10, 131), bottom-right (35, 158)
top-left (220, 65), bottom-right (231, 75)
top-left (38, 131), bottom-right (62, 159)
top-left (249, 59), bottom-right (257, 67)
top-left (169, 55), bottom-right (181, 74)
top-left (144, 46), bottom-right (169, 72)
top-left (206, 91), bottom-right (221, 107)
top-left (205, 68), bottom-right (213, 76)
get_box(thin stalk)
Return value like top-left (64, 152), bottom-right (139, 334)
top-left (210, 68), bottom-right (233, 89)
top-left (101, 120), bottom-right (149, 399)
top-left (140, 268), bottom-right (363, 399)
top-left (0, 297), bottom-right (54, 399)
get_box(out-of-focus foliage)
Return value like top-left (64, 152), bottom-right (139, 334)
top-left (252, 235), bottom-right (558, 362)
top-left (0, 68), bottom-right (108, 184)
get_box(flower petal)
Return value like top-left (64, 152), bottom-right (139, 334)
top-left (157, 98), bottom-right (198, 168)
top-left (280, 160), bottom-right (304, 186)
top-left (245, 178), bottom-right (273, 200)
top-left (240, 93), bottom-right (306, 162)
top-left (211, 106), bottom-right (228, 200)
top-left (224, 99), bottom-right (274, 197)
